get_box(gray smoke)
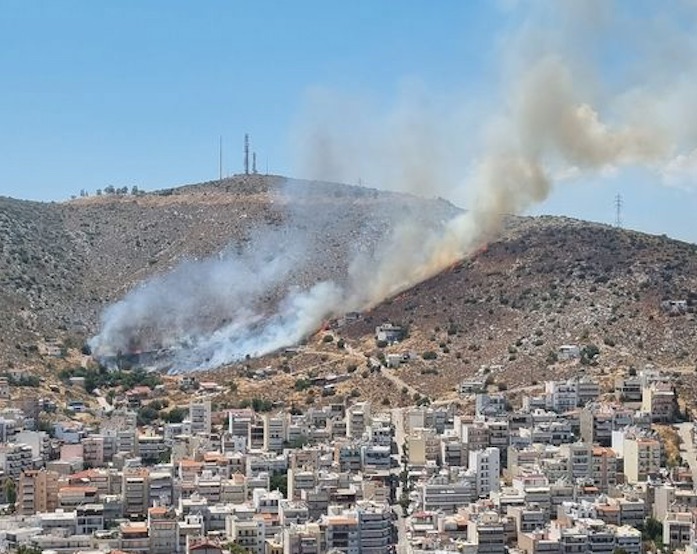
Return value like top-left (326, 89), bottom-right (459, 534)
top-left (92, 1), bottom-right (697, 371)
top-left (89, 180), bottom-right (450, 371)
top-left (90, 223), bottom-right (313, 360)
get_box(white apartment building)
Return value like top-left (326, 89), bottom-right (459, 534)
top-left (469, 447), bottom-right (501, 498)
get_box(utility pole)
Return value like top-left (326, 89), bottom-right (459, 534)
top-left (244, 134), bottom-right (250, 175)
top-left (219, 136), bottom-right (223, 181)
top-left (614, 194), bottom-right (623, 228)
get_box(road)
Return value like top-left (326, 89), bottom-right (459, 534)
top-left (676, 422), bottom-right (697, 483)
top-left (391, 407), bottom-right (412, 554)
top-left (383, 365), bottom-right (420, 398)
top-left (342, 342), bottom-right (422, 399)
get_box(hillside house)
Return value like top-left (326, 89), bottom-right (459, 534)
top-left (375, 323), bottom-right (404, 344)
top-left (332, 311), bottom-right (362, 328)
top-left (459, 379), bottom-right (486, 395)
top-left (42, 339), bottom-right (63, 358)
top-left (641, 382), bottom-right (676, 422)
top-left (557, 345), bottom-right (581, 361)
top-left (615, 377), bottom-right (642, 402)
top-left (199, 382), bottom-right (223, 393)
top-left (661, 300), bottom-right (688, 315)
top-left (67, 400), bottom-right (87, 414)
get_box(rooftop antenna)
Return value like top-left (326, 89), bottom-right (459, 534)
top-left (219, 136), bottom-right (223, 181)
top-left (252, 152), bottom-right (257, 174)
top-left (244, 134), bottom-right (250, 175)
top-left (614, 194), bottom-right (623, 228)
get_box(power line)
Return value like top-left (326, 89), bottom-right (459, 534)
top-left (614, 194), bottom-right (623, 228)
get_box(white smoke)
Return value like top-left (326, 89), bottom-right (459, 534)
top-left (92, 1), bottom-right (697, 371)
top-left (89, 180), bottom-right (451, 371)
top-left (89, 225), bottom-right (309, 357)
top-left (174, 281), bottom-right (343, 371)
top-left (662, 149), bottom-right (697, 189)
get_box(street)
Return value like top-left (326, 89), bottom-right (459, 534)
top-left (391, 407), bottom-right (412, 554)
top-left (676, 422), bottom-right (697, 483)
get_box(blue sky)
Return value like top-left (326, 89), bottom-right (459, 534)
top-left (2, 1), bottom-right (697, 243)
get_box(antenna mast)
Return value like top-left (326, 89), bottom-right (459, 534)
top-left (252, 152), bottom-right (257, 174)
top-left (244, 134), bottom-right (250, 175)
top-left (614, 194), bottom-right (623, 228)
top-left (219, 136), bottom-right (223, 181)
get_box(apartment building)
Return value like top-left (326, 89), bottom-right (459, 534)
top-left (17, 469), bottom-right (60, 515)
top-left (467, 511), bottom-right (506, 554)
top-left (642, 383), bottom-right (676, 423)
top-left (263, 414), bottom-right (288, 453)
top-left (189, 401), bottom-right (212, 436)
top-left (469, 447), bottom-right (501, 498)
top-left (623, 435), bottom-right (662, 483)
top-left (346, 402), bottom-right (371, 439)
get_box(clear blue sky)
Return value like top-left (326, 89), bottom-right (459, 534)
top-left (2, 1), bottom-right (696, 243)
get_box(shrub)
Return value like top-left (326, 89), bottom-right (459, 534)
top-left (137, 405), bottom-right (159, 426)
top-left (322, 334), bottom-right (334, 343)
top-left (163, 406), bottom-right (187, 423)
top-left (581, 344), bottom-right (600, 365)
top-left (251, 397), bottom-right (273, 412)
top-left (422, 351), bottom-right (438, 360)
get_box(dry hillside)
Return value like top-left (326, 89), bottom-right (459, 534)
top-left (204, 216), bottom-right (697, 409)
top-left (4, 175), bottom-right (697, 410)
top-left (0, 174), bottom-right (456, 367)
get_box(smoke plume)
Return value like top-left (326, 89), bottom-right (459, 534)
top-left (89, 180), bottom-right (451, 371)
top-left (91, 1), bottom-right (697, 371)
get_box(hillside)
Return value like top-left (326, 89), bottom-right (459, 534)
top-left (203, 217), bottom-right (697, 409)
top-left (0, 174), bottom-right (457, 368)
top-left (4, 175), bottom-right (697, 411)
top-left (341, 218), bottom-right (697, 395)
